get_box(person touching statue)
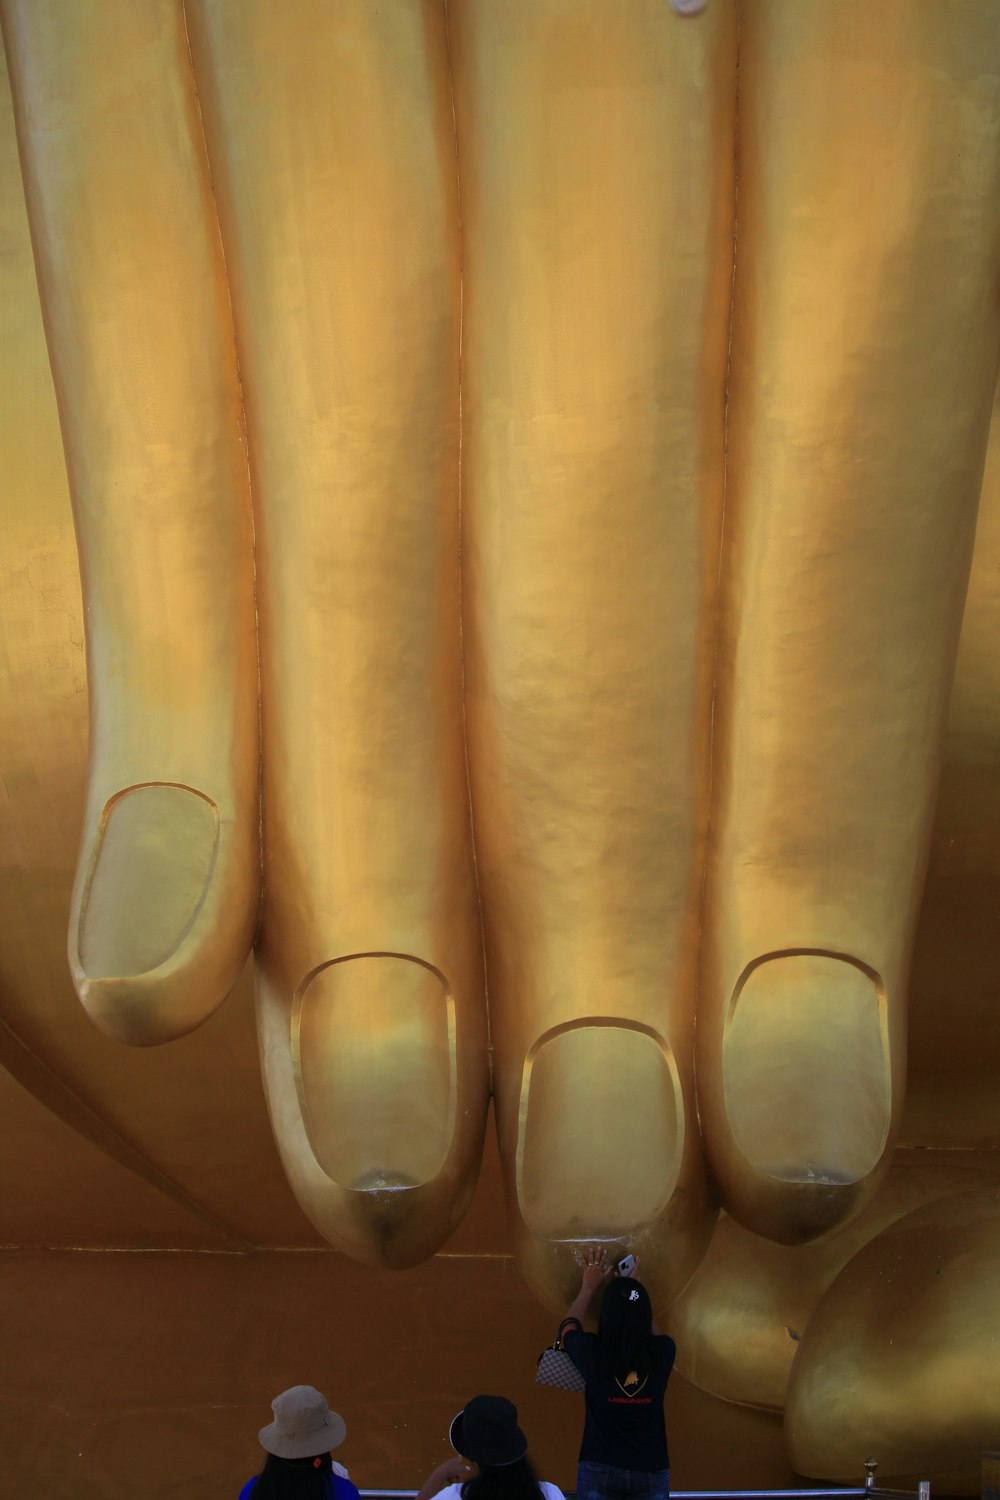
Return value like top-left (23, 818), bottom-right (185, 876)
top-left (560, 1251), bottom-right (676, 1500)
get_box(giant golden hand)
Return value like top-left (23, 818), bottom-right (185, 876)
top-left (2, 0), bottom-right (999, 1358)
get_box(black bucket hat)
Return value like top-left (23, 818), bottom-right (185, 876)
top-left (449, 1395), bottom-right (528, 1467)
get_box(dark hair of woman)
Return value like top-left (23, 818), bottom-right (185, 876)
top-left (597, 1274), bottom-right (654, 1388)
top-left (461, 1455), bottom-right (545, 1500)
top-left (248, 1450), bottom-right (335, 1500)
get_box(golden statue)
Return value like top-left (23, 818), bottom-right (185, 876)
top-left (1, 0), bottom-right (998, 1490)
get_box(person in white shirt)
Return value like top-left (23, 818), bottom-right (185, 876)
top-left (416, 1395), bottom-right (565, 1500)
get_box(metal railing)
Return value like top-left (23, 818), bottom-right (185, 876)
top-left (358, 1452), bottom-right (1000, 1500)
top-left (359, 1458), bottom-right (932, 1500)
top-left (361, 1489), bottom-right (929, 1500)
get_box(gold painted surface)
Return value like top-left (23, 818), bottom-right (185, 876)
top-left (904, 379), bottom-right (1000, 1147)
top-left (1, 2), bottom-right (1000, 1491)
top-left (668, 1154), bottom-right (1000, 1414)
top-left (183, 0), bottom-right (490, 1268)
top-left (452, 0), bottom-right (734, 1307)
top-left (699, 0), bottom-right (1000, 1243)
top-left (0, 1063), bottom-right (237, 1250)
top-left (786, 1184), bottom-right (1000, 1491)
top-left (2, 0), bottom-right (260, 1047)
top-left (0, 24), bottom-right (317, 1249)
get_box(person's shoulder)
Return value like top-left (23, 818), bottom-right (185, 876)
top-left (539, 1482), bottom-right (567, 1500)
top-left (560, 1318), bottom-right (595, 1348)
top-left (332, 1475), bottom-right (363, 1500)
top-left (561, 1321), bottom-right (596, 1371)
top-left (238, 1480), bottom-right (257, 1500)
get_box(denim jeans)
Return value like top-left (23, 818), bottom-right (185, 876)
top-left (576, 1460), bottom-right (670, 1500)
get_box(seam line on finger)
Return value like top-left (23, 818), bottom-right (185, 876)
top-left (694, 0), bottom-right (742, 1072)
top-left (443, 0), bottom-right (492, 1090)
top-left (180, 0), bottom-right (264, 943)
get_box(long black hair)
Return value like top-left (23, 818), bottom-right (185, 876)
top-left (462, 1456), bottom-right (545, 1500)
top-left (597, 1276), bottom-right (655, 1391)
top-left (247, 1451), bottom-right (336, 1500)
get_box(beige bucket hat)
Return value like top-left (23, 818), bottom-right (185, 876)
top-left (258, 1386), bottom-right (347, 1459)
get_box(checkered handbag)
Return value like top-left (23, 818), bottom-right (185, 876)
top-left (536, 1338), bottom-right (586, 1392)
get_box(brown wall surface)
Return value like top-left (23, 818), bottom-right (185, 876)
top-left (0, 1246), bottom-right (800, 1500)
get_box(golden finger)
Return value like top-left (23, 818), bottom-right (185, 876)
top-left (2, 0), bottom-right (259, 1044)
top-left (453, 0), bottom-right (737, 1310)
top-left (698, 0), bottom-right (1000, 1241)
top-left (185, 0), bottom-right (488, 1266)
